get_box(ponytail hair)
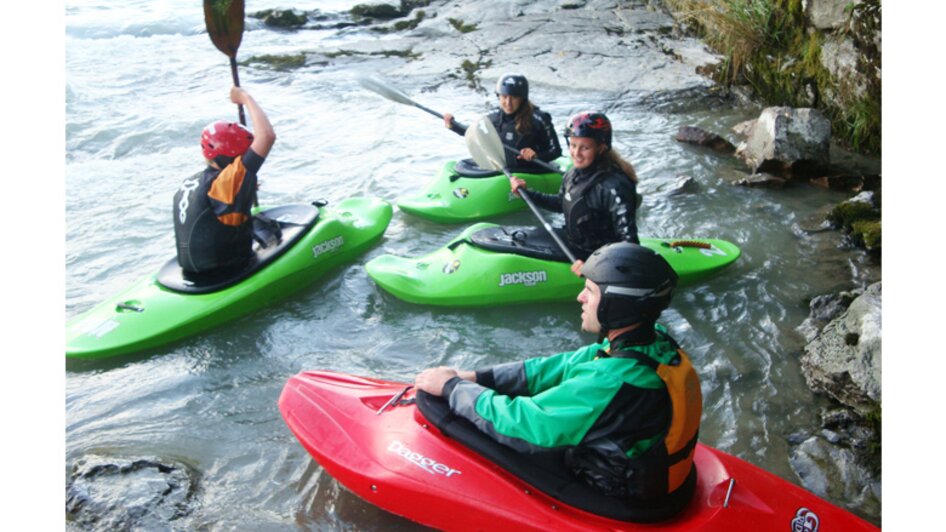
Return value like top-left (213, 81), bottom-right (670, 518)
top-left (514, 100), bottom-right (535, 136)
top-left (603, 149), bottom-right (638, 183)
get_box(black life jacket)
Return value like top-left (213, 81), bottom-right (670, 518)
top-left (489, 108), bottom-right (555, 172)
top-left (173, 167), bottom-right (254, 273)
top-left (560, 165), bottom-right (634, 255)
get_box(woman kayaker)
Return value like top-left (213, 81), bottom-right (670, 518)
top-left (510, 111), bottom-right (639, 275)
top-left (443, 73), bottom-right (562, 172)
top-left (173, 86), bottom-right (276, 274)
top-left (414, 242), bottom-right (701, 519)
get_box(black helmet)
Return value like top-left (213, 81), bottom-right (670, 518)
top-left (582, 242), bottom-right (677, 331)
top-left (495, 73), bottom-right (529, 100)
top-left (564, 111), bottom-right (612, 149)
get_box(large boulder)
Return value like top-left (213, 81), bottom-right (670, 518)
top-left (66, 455), bottom-right (199, 530)
top-left (801, 282), bottom-right (881, 413)
top-left (736, 107), bottom-right (832, 179)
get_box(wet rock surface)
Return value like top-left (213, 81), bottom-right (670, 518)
top-left (735, 106), bottom-right (832, 179)
top-left (66, 455), bottom-right (199, 530)
top-left (290, 0), bottom-right (722, 101)
top-left (801, 282), bottom-right (881, 412)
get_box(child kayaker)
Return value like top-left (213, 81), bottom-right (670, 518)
top-left (414, 242), bottom-right (701, 520)
top-left (173, 86), bottom-right (276, 274)
top-left (509, 111), bottom-right (639, 275)
top-left (443, 73), bottom-right (562, 172)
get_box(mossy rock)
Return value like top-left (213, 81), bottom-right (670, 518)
top-left (828, 200), bottom-right (878, 228)
top-left (252, 9), bottom-right (307, 29)
top-left (851, 220), bottom-right (881, 251)
top-left (351, 3), bottom-right (404, 19)
top-left (242, 53), bottom-right (307, 71)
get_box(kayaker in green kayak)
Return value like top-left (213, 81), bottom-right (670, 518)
top-left (509, 112), bottom-right (640, 275)
top-left (442, 73), bottom-right (562, 172)
top-left (173, 86), bottom-right (276, 274)
top-left (413, 242), bottom-right (702, 518)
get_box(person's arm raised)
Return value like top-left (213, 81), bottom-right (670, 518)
top-left (231, 86), bottom-right (275, 158)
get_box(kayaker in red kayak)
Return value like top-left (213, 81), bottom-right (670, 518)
top-left (443, 73), bottom-right (562, 172)
top-left (414, 242), bottom-right (702, 520)
top-left (173, 86), bottom-right (276, 274)
top-left (510, 111), bottom-right (640, 276)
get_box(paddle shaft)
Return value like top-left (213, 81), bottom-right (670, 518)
top-left (230, 57), bottom-right (247, 126)
top-left (503, 168), bottom-right (577, 263)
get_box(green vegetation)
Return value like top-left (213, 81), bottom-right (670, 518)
top-left (460, 58), bottom-right (491, 88)
top-left (372, 9), bottom-right (426, 33)
top-left (242, 53), bottom-right (307, 70)
top-left (324, 49), bottom-right (421, 60)
top-left (665, 0), bottom-right (881, 155)
top-left (851, 220), bottom-right (881, 251)
top-left (250, 9), bottom-right (308, 28)
top-left (448, 18), bottom-right (478, 33)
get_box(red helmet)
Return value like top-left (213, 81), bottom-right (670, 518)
top-left (200, 121), bottom-right (254, 161)
top-left (564, 111), bottom-right (612, 149)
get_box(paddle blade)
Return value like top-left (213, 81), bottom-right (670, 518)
top-left (204, 0), bottom-right (244, 58)
top-left (465, 116), bottom-right (506, 171)
top-left (357, 74), bottom-right (417, 106)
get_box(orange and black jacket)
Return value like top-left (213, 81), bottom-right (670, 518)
top-left (173, 150), bottom-right (264, 273)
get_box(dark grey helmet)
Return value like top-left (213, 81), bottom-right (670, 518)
top-left (582, 242), bottom-right (677, 331)
top-left (495, 73), bottom-right (529, 100)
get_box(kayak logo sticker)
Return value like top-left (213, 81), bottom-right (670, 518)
top-left (452, 187), bottom-right (469, 199)
top-left (77, 317), bottom-right (120, 339)
top-left (791, 507), bottom-right (820, 532)
top-left (498, 270), bottom-right (548, 287)
top-left (700, 245), bottom-right (728, 258)
top-left (443, 260), bottom-right (461, 274)
top-left (312, 235), bottom-right (345, 258)
top-left (388, 440), bottom-right (462, 478)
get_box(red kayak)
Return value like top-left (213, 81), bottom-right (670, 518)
top-left (278, 370), bottom-right (878, 531)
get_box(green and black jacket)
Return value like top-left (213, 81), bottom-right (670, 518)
top-left (442, 324), bottom-right (701, 499)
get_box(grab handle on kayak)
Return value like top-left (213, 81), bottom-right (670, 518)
top-left (377, 385), bottom-right (413, 415)
top-left (723, 478), bottom-right (735, 508)
top-left (667, 240), bottom-right (712, 250)
top-left (116, 302), bottom-right (144, 313)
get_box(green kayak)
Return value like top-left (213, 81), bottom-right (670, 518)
top-left (66, 197), bottom-right (393, 360)
top-left (365, 223), bottom-right (741, 307)
top-left (396, 157), bottom-right (572, 223)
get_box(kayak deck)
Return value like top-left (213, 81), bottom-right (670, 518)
top-left (66, 198), bottom-right (393, 360)
top-left (279, 371), bottom-right (878, 531)
top-left (397, 158), bottom-right (569, 223)
top-left (365, 223), bottom-right (741, 307)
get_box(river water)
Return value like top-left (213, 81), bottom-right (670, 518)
top-left (64, 0), bottom-right (881, 529)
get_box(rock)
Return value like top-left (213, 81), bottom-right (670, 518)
top-left (827, 191), bottom-right (879, 229)
top-left (788, 434), bottom-right (881, 518)
top-left (253, 9), bottom-right (308, 29)
top-left (731, 119), bottom-right (756, 139)
top-left (797, 289), bottom-right (860, 342)
top-left (821, 36), bottom-right (866, 100)
top-left (804, 0), bottom-right (860, 30)
top-left (809, 174), bottom-right (866, 191)
top-left (738, 107), bottom-right (832, 179)
top-left (660, 175), bottom-right (696, 196)
top-left (801, 282), bottom-right (881, 413)
top-left (673, 125), bottom-right (736, 154)
top-left (351, 3), bottom-right (406, 20)
top-left (66, 455), bottom-right (199, 530)
top-left (733, 173), bottom-right (787, 189)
